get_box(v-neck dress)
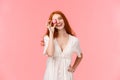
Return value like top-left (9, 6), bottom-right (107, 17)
top-left (43, 34), bottom-right (82, 80)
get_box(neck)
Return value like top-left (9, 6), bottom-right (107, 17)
top-left (58, 28), bottom-right (68, 37)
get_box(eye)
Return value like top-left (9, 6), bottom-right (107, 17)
top-left (58, 17), bottom-right (62, 20)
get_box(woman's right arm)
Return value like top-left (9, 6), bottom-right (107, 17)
top-left (45, 20), bottom-right (56, 57)
top-left (46, 31), bottom-right (55, 57)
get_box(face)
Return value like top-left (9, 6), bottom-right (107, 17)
top-left (52, 14), bottom-right (65, 30)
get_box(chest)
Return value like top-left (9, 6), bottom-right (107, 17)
top-left (54, 35), bottom-right (75, 57)
top-left (57, 39), bottom-right (68, 49)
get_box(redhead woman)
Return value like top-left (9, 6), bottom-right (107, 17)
top-left (41, 11), bottom-right (83, 80)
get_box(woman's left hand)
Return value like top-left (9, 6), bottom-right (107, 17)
top-left (68, 65), bottom-right (76, 73)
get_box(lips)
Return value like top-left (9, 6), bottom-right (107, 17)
top-left (57, 23), bottom-right (62, 27)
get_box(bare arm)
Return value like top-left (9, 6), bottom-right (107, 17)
top-left (72, 53), bottom-right (83, 69)
top-left (68, 53), bottom-right (83, 72)
top-left (46, 32), bottom-right (55, 57)
top-left (46, 20), bottom-right (57, 57)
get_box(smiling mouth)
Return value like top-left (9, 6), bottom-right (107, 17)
top-left (57, 23), bottom-right (62, 27)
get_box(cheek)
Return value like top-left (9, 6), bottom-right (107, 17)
top-left (61, 20), bottom-right (65, 25)
top-left (62, 22), bottom-right (65, 26)
top-left (59, 19), bottom-right (64, 22)
top-left (61, 20), bottom-right (64, 23)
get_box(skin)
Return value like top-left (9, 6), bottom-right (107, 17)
top-left (45, 14), bottom-right (83, 73)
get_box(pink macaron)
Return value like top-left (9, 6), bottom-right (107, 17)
top-left (52, 19), bottom-right (57, 24)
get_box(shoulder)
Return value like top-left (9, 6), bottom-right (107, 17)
top-left (70, 35), bottom-right (79, 42)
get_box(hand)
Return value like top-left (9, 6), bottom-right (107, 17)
top-left (40, 40), bottom-right (44, 46)
top-left (68, 65), bottom-right (76, 73)
top-left (46, 20), bottom-right (57, 34)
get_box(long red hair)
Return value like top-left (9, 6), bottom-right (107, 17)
top-left (41, 11), bottom-right (75, 46)
top-left (45, 10), bottom-right (75, 38)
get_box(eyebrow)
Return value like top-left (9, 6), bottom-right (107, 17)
top-left (59, 17), bottom-right (62, 18)
top-left (52, 16), bottom-right (62, 19)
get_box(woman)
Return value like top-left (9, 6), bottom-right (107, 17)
top-left (41, 11), bottom-right (83, 80)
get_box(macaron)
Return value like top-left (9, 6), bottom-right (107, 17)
top-left (52, 19), bottom-right (57, 24)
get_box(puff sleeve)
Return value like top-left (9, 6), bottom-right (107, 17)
top-left (43, 35), bottom-right (49, 55)
top-left (73, 38), bottom-right (82, 57)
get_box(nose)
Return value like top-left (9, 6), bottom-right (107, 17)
top-left (56, 19), bottom-right (60, 23)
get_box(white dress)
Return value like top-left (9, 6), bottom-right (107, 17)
top-left (43, 34), bottom-right (82, 80)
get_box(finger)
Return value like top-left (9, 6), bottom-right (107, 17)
top-left (72, 68), bottom-right (75, 73)
top-left (68, 70), bottom-right (73, 73)
top-left (68, 69), bottom-right (71, 72)
top-left (49, 20), bottom-right (53, 27)
top-left (68, 67), bottom-right (70, 71)
top-left (69, 65), bottom-right (72, 68)
top-left (71, 69), bottom-right (74, 72)
top-left (68, 68), bottom-right (72, 72)
top-left (53, 23), bottom-right (57, 28)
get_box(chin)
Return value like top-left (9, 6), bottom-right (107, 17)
top-left (56, 26), bottom-right (64, 30)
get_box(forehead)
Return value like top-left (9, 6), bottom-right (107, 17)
top-left (52, 14), bottom-right (62, 19)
